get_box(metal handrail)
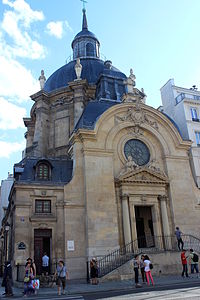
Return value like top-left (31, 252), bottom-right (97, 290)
top-left (97, 234), bottom-right (200, 278)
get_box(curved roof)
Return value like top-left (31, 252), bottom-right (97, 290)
top-left (44, 58), bottom-right (126, 93)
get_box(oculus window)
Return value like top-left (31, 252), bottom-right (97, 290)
top-left (124, 139), bottom-right (150, 166)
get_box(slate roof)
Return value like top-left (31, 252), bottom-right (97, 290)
top-left (44, 58), bottom-right (126, 93)
top-left (75, 100), bottom-right (119, 130)
top-left (14, 157), bottom-right (73, 185)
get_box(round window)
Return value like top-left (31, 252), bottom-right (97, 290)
top-left (124, 139), bottom-right (150, 166)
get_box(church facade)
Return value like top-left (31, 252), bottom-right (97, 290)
top-left (2, 9), bottom-right (200, 280)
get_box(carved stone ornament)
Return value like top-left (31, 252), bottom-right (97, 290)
top-left (148, 159), bottom-right (166, 176)
top-left (38, 70), bottom-right (46, 90)
top-left (75, 58), bottom-right (82, 80)
top-left (115, 104), bottom-right (159, 131)
top-left (126, 126), bottom-right (144, 137)
top-left (119, 156), bottom-right (139, 176)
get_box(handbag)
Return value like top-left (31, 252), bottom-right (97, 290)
top-left (149, 263), bottom-right (153, 270)
top-left (32, 279), bottom-right (40, 289)
top-left (24, 276), bottom-right (30, 283)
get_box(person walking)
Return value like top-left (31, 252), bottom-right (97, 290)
top-left (42, 252), bottom-right (49, 275)
top-left (90, 258), bottom-right (98, 285)
top-left (140, 255), bottom-right (146, 284)
top-left (175, 227), bottom-right (184, 250)
top-left (144, 255), bottom-right (154, 286)
top-left (189, 249), bottom-right (199, 277)
top-left (55, 260), bottom-right (69, 296)
top-left (181, 249), bottom-right (189, 278)
top-left (26, 258), bottom-right (36, 277)
top-left (24, 260), bottom-right (35, 296)
top-left (2, 261), bottom-right (13, 297)
top-left (133, 254), bottom-right (142, 287)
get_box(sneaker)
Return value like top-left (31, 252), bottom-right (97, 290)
top-left (62, 291), bottom-right (66, 295)
top-left (136, 284), bottom-right (142, 288)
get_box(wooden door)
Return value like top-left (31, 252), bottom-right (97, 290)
top-left (34, 237), bottom-right (43, 275)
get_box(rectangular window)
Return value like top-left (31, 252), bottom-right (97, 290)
top-left (190, 108), bottom-right (198, 121)
top-left (35, 200), bottom-right (51, 213)
top-left (195, 132), bottom-right (200, 146)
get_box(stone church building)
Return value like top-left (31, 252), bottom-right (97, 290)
top-left (3, 9), bottom-right (200, 280)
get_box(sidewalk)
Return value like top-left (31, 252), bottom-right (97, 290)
top-left (1, 274), bottom-right (200, 297)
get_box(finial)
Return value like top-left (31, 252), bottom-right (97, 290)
top-left (38, 70), bottom-right (46, 90)
top-left (74, 58), bottom-right (82, 80)
top-left (80, 0), bottom-right (87, 10)
top-left (82, 5), bottom-right (88, 30)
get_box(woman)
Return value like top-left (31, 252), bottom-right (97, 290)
top-left (140, 255), bottom-right (146, 284)
top-left (24, 261), bottom-right (35, 297)
top-left (55, 260), bottom-right (69, 296)
top-left (90, 258), bottom-right (98, 285)
top-left (144, 255), bottom-right (154, 286)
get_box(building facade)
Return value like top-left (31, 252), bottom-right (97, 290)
top-left (2, 11), bottom-right (200, 280)
top-left (160, 79), bottom-right (200, 189)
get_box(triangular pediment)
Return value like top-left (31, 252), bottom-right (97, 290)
top-left (116, 167), bottom-right (168, 184)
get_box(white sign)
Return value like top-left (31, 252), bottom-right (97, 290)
top-left (67, 240), bottom-right (75, 251)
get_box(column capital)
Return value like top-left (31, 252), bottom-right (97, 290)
top-left (121, 194), bottom-right (129, 201)
top-left (158, 195), bottom-right (168, 202)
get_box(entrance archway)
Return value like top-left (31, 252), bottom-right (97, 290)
top-left (34, 229), bottom-right (52, 274)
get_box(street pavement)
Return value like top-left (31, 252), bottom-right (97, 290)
top-left (0, 274), bottom-right (200, 299)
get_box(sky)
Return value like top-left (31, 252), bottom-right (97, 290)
top-left (0, 0), bottom-right (200, 183)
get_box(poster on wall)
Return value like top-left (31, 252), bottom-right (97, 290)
top-left (67, 240), bottom-right (75, 251)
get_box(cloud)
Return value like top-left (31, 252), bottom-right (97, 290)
top-left (0, 140), bottom-right (25, 158)
top-left (0, 98), bottom-right (26, 130)
top-left (1, 0), bottom-right (46, 59)
top-left (0, 54), bottom-right (39, 102)
top-left (46, 21), bottom-right (72, 39)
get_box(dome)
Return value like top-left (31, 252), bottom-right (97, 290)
top-left (44, 57), bottom-right (126, 93)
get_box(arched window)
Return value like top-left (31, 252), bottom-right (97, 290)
top-left (36, 162), bottom-right (51, 180)
top-left (86, 42), bottom-right (95, 57)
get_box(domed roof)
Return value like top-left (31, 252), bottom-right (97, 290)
top-left (44, 58), bottom-right (126, 93)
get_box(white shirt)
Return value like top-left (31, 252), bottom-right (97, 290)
top-left (144, 259), bottom-right (150, 272)
top-left (42, 255), bottom-right (49, 267)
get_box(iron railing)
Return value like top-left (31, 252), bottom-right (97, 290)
top-left (97, 234), bottom-right (200, 278)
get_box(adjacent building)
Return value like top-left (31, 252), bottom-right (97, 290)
top-left (2, 10), bottom-right (200, 281)
top-left (0, 173), bottom-right (14, 226)
top-left (160, 79), bottom-right (200, 189)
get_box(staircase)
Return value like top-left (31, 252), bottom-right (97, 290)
top-left (97, 234), bottom-right (200, 278)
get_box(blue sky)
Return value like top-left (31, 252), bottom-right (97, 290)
top-left (0, 0), bottom-right (200, 182)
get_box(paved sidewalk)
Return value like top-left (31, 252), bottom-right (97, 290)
top-left (0, 274), bottom-right (200, 297)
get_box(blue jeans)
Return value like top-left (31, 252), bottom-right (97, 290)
top-left (191, 264), bottom-right (199, 274)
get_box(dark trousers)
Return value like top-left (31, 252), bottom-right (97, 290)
top-left (178, 238), bottom-right (184, 250)
top-left (182, 264), bottom-right (188, 277)
top-left (5, 277), bottom-right (13, 295)
top-left (141, 267), bottom-right (145, 282)
top-left (134, 267), bottom-right (139, 284)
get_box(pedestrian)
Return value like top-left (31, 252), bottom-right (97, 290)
top-left (140, 254), bottom-right (146, 284)
top-left (133, 254), bottom-right (142, 287)
top-left (2, 261), bottom-right (13, 297)
top-left (175, 227), bottom-right (184, 250)
top-left (189, 248), bottom-right (199, 277)
top-left (181, 249), bottom-right (189, 278)
top-left (55, 260), bottom-right (69, 296)
top-left (90, 258), bottom-right (98, 285)
top-left (26, 257), bottom-right (36, 277)
top-left (24, 260), bottom-right (35, 296)
top-left (144, 255), bottom-right (154, 286)
top-left (42, 252), bottom-right (49, 275)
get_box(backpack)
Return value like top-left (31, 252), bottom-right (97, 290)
top-left (193, 253), bottom-right (199, 262)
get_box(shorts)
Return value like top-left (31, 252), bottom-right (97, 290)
top-left (57, 277), bottom-right (66, 288)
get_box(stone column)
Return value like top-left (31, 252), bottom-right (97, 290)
top-left (121, 194), bottom-right (132, 245)
top-left (158, 195), bottom-right (171, 249)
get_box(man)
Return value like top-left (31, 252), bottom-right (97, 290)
top-left (2, 261), bottom-right (13, 297)
top-left (42, 252), bottom-right (49, 275)
top-left (181, 249), bottom-right (189, 278)
top-left (133, 254), bottom-right (142, 288)
top-left (189, 249), bottom-right (199, 277)
top-left (175, 227), bottom-right (184, 250)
